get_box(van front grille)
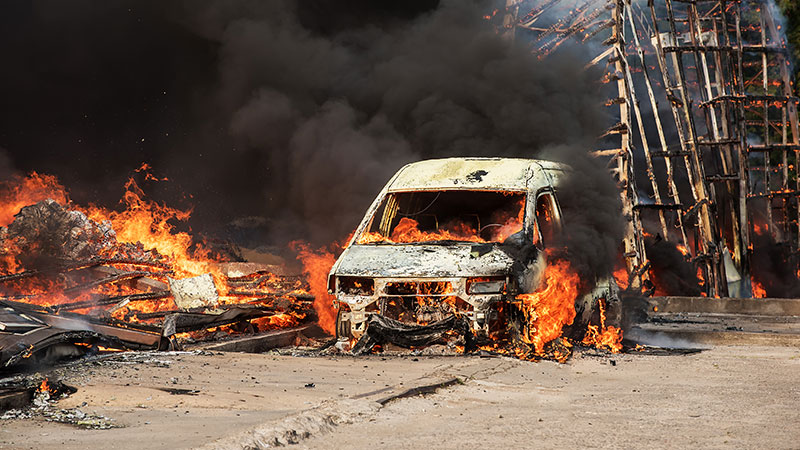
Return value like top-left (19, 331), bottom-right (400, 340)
top-left (383, 281), bottom-right (453, 296)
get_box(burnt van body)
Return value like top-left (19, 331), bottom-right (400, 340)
top-left (327, 157), bottom-right (614, 344)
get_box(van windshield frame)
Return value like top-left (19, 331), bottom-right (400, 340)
top-left (357, 190), bottom-right (527, 245)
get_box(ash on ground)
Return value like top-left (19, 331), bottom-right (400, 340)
top-left (0, 379), bottom-right (117, 430)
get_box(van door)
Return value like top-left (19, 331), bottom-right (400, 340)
top-left (534, 191), bottom-right (561, 248)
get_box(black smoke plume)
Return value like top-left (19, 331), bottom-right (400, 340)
top-left (751, 231), bottom-right (800, 297)
top-left (644, 235), bottom-right (702, 296)
top-left (0, 0), bottom-right (620, 275)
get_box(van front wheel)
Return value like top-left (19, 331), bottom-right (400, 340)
top-left (335, 307), bottom-right (351, 340)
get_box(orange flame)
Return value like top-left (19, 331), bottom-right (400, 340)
top-left (516, 257), bottom-right (579, 354)
top-left (38, 378), bottom-right (52, 394)
top-left (292, 243), bottom-right (337, 335)
top-left (752, 280), bottom-right (766, 298)
top-left (362, 217), bottom-right (485, 244)
top-left (358, 198), bottom-right (523, 245)
top-left (0, 172), bottom-right (69, 227)
top-left (612, 267), bottom-right (629, 290)
top-left (251, 313), bottom-right (302, 331)
top-left (0, 168), bottom-right (311, 335)
top-left (582, 298), bottom-right (623, 353)
top-left (753, 222), bottom-right (768, 235)
top-left (83, 175), bottom-right (222, 282)
top-left (97, 346), bottom-right (125, 353)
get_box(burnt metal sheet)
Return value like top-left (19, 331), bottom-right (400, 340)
top-left (334, 244), bottom-right (515, 278)
top-left (0, 300), bottom-right (162, 347)
top-left (160, 307), bottom-right (282, 336)
top-left (31, 313), bottom-right (161, 347)
top-left (0, 300), bottom-right (162, 371)
top-left (0, 306), bottom-right (45, 333)
top-left (0, 328), bottom-right (143, 370)
top-left (198, 325), bottom-right (316, 353)
top-left (388, 157), bottom-right (567, 192)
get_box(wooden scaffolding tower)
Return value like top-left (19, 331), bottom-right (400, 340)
top-left (500, 0), bottom-right (800, 297)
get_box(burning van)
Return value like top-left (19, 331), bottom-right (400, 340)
top-left (328, 157), bottom-right (617, 349)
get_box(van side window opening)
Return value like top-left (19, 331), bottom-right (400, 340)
top-left (359, 190), bottom-right (526, 244)
top-left (535, 193), bottom-right (558, 247)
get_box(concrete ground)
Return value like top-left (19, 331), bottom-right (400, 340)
top-left (1, 345), bottom-right (799, 449)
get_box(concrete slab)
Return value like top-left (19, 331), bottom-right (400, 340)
top-left (647, 296), bottom-right (800, 316)
top-left (628, 296), bottom-right (800, 347)
top-left (168, 274), bottom-right (219, 310)
top-left (196, 326), bottom-right (317, 353)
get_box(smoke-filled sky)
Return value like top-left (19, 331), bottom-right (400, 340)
top-left (0, 0), bottom-right (616, 265)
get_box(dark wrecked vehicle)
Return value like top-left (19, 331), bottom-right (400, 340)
top-left (327, 157), bottom-right (618, 350)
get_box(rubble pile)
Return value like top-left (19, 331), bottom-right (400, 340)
top-left (0, 199), bottom-right (155, 263)
top-left (0, 199), bottom-right (315, 372)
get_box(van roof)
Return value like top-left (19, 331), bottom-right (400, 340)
top-left (387, 157), bottom-right (570, 192)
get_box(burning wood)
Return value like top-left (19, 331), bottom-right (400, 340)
top-left (0, 159), bottom-right (629, 368)
top-left (0, 172), bottom-right (317, 371)
top-left (0, 156), bottom-right (636, 371)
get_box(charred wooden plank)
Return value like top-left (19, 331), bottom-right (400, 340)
top-left (62, 271), bottom-right (160, 295)
top-left (226, 274), bottom-right (303, 286)
top-left (131, 303), bottom-right (282, 320)
top-left (0, 258), bottom-right (170, 283)
top-left (160, 308), bottom-right (301, 336)
top-left (0, 387), bottom-right (34, 411)
top-left (52, 291), bottom-right (172, 312)
top-left (228, 290), bottom-right (314, 301)
top-left (197, 325), bottom-right (317, 353)
top-left (0, 271), bottom-right (40, 283)
top-left (90, 266), bottom-right (169, 292)
top-left (69, 257), bottom-right (171, 271)
top-left (633, 203), bottom-right (684, 210)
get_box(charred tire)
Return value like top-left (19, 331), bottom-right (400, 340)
top-left (335, 307), bottom-right (351, 340)
top-left (503, 301), bottom-right (528, 343)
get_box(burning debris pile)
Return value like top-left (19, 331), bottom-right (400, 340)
top-left (0, 172), bottom-right (318, 372)
top-left (0, 163), bottom-right (626, 369)
top-left (0, 0), bottom-right (646, 369)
